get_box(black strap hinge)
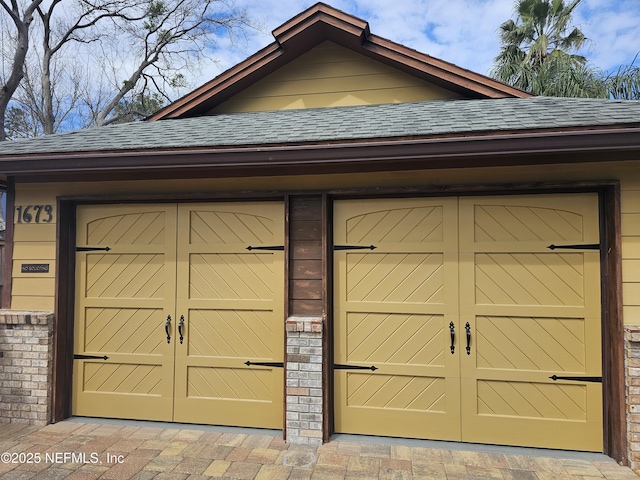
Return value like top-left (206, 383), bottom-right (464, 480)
top-left (244, 361), bottom-right (284, 368)
top-left (547, 244), bottom-right (600, 250)
top-left (76, 247), bottom-right (111, 252)
top-left (246, 246), bottom-right (284, 251)
top-left (550, 375), bottom-right (602, 383)
top-left (334, 364), bottom-right (378, 371)
top-left (334, 245), bottom-right (377, 251)
top-left (74, 354), bottom-right (108, 360)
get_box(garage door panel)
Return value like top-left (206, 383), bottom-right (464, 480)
top-left (476, 380), bottom-right (587, 420)
top-left (346, 313), bottom-right (445, 366)
top-left (190, 253), bottom-right (274, 300)
top-left (187, 310), bottom-right (273, 358)
top-left (186, 366), bottom-right (273, 401)
top-left (83, 211), bottom-right (167, 246)
top-left (475, 316), bottom-right (586, 373)
top-left (347, 253), bottom-right (444, 304)
top-left (189, 210), bottom-right (275, 245)
top-left (84, 308), bottom-right (164, 355)
top-left (475, 253), bottom-right (585, 306)
top-left (473, 205), bottom-right (585, 243)
top-left (85, 254), bottom-right (165, 299)
top-left (345, 206), bottom-right (445, 244)
top-left (345, 372), bottom-right (446, 411)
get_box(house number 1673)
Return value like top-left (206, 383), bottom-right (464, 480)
top-left (16, 205), bottom-right (53, 223)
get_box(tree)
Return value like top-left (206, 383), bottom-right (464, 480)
top-left (0, 0), bottom-right (44, 141)
top-left (1, 0), bottom-right (255, 139)
top-left (491, 0), bottom-right (605, 97)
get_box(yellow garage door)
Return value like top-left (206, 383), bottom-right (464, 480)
top-left (73, 202), bottom-right (284, 429)
top-left (334, 194), bottom-right (602, 451)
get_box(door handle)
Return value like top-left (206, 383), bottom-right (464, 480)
top-left (178, 315), bottom-right (185, 344)
top-left (165, 315), bottom-right (172, 344)
top-left (465, 322), bottom-right (471, 355)
top-left (449, 322), bottom-right (455, 354)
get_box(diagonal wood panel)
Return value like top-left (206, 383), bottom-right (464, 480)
top-left (86, 212), bottom-right (166, 245)
top-left (346, 206), bottom-right (443, 244)
top-left (85, 254), bottom-right (165, 299)
top-left (84, 308), bottom-right (164, 355)
top-left (83, 363), bottom-right (163, 395)
top-left (346, 313), bottom-right (444, 366)
top-left (477, 380), bottom-right (587, 420)
top-left (188, 309), bottom-right (272, 358)
top-left (190, 211), bottom-right (274, 245)
top-left (346, 373), bottom-right (446, 412)
top-left (346, 253), bottom-right (444, 304)
top-left (475, 316), bottom-right (586, 372)
top-left (187, 367), bottom-right (272, 401)
top-left (189, 253), bottom-right (273, 300)
top-left (474, 205), bottom-right (583, 242)
top-left (475, 253), bottom-right (584, 306)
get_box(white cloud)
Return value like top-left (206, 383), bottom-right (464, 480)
top-left (196, 0), bottom-right (640, 89)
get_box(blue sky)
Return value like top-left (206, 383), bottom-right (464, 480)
top-left (201, 0), bottom-right (640, 86)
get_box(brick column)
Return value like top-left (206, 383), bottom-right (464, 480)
top-left (0, 311), bottom-right (54, 425)
top-left (285, 316), bottom-right (323, 445)
top-left (625, 326), bottom-right (640, 470)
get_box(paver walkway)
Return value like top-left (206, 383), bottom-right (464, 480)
top-left (0, 419), bottom-right (637, 479)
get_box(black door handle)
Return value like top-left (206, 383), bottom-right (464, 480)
top-left (449, 322), bottom-right (455, 354)
top-left (178, 315), bottom-right (185, 344)
top-left (465, 322), bottom-right (471, 355)
top-left (165, 315), bottom-right (171, 344)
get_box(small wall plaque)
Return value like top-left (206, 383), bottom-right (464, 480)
top-left (21, 264), bottom-right (50, 273)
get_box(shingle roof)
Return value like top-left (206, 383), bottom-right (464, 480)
top-left (1, 97), bottom-right (639, 157)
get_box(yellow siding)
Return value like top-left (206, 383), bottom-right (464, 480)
top-left (211, 41), bottom-right (461, 113)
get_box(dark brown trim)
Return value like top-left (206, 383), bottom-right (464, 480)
top-left (2, 178), bottom-right (14, 309)
top-left (3, 128), bottom-right (640, 183)
top-left (322, 194), bottom-right (332, 443)
top-left (52, 200), bottom-right (75, 422)
top-left (283, 194), bottom-right (290, 441)
top-left (600, 184), bottom-right (626, 463)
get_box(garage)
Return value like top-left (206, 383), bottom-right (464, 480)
top-left (334, 194), bottom-right (602, 451)
top-left (73, 202), bottom-right (285, 429)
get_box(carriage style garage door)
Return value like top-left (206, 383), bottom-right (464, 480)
top-left (334, 194), bottom-right (602, 451)
top-left (73, 202), bottom-right (284, 429)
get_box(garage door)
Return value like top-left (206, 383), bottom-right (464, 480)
top-left (73, 202), bottom-right (284, 429)
top-left (334, 194), bottom-right (602, 451)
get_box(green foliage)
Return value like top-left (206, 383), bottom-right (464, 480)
top-left (491, 0), bottom-right (605, 97)
top-left (5, 106), bottom-right (42, 139)
top-left (111, 93), bottom-right (165, 123)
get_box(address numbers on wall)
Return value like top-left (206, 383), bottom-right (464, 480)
top-left (15, 205), bottom-right (53, 223)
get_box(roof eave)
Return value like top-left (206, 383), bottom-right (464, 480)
top-left (2, 126), bottom-right (638, 181)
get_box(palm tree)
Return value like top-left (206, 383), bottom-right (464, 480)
top-left (491, 0), bottom-right (606, 97)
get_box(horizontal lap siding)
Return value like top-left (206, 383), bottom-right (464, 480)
top-left (621, 180), bottom-right (640, 324)
top-left (289, 196), bottom-right (324, 316)
top-left (211, 42), bottom-right (460, 113)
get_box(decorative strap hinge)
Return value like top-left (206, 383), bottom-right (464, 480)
top-left (246, 246), bottom-right (284, 251)
top-left (244, 361), bottom-right (284, 368)
top-left (76, 246), bottom-right (111, 252)
top-left (74, 354), bottom-right (108, 360)
top-left (547, 244), bottom-right (600, 250)
top-left (334, 245), bottom-right (377, 251)
top-left (334, 364), bottom-right (378, 371)
top-left (549, 375), bottom-right (602, 383)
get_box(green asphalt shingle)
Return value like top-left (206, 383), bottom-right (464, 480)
top-left (0, 97), bottom-right (639, 156)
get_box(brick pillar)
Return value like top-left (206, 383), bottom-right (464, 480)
top-left (0, 311), bottom-right (54, 425)
top-left (625, 326), bottom-right (640, 470)
top-left (285, 316), bottom-right (323, 445)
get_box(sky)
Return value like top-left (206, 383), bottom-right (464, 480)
top-left (201, 0), bottom-right (640, 87)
